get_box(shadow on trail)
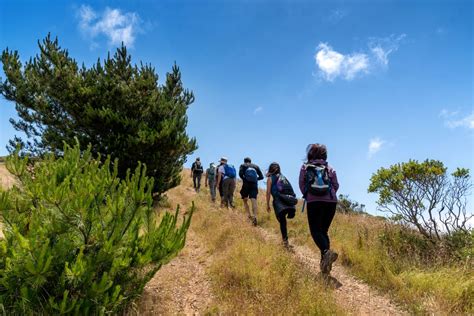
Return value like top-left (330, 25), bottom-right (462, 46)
top-left (319, 273), bottom-right (343, 289)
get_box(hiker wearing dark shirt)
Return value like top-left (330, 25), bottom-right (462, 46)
top-left (191, 157), bottom-right (204, 193)
top-left (299, 144), bottom-right (339, 276)
top-left (239, 157), bottom-right (264, 226)
top-left (266, 162), bottom-right (297, 250)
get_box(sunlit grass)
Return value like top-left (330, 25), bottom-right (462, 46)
top-left (189, 190), bottom-right (341, 315)
top-left (226, 185), bottom-right (473, 314)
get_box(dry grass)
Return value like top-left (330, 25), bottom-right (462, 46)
top-left (179, 174), bottom-right (341, 315)
top-left (247, 186), bottom-right (473, 314)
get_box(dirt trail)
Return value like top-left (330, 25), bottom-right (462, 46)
top-left (256, 227), bottom-right (406, 315)
top-left (0, 163), bottom-right (13, 190)
top-left (137, 186), bottom-right (215, 315)
top-left (0, 163), bottom-right (14, 239)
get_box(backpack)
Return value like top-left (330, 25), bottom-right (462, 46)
top-left (244, 166), bottom-right (258, 183)
top-left (193, 162), bottom-right (203, 174)
top-left (305, 163), bottom-right (331, 196)
top-left (272, 174), bottom-right (298, 206)
top-left (224, 164), bottom-right (236, 179)
top-left (207, 166), bottom-right (216, 180)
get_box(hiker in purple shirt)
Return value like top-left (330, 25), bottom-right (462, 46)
top-left (299, 143), bottom-right (339, 276)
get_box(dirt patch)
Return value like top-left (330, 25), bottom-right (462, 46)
top-left (137, 230), bottom-right (215, 315)
top-left (0, 163), bottom-right (15, 239)
top-left (0, 163), bottom-right (15, 190)
top-left (135, 179), bottom-right (215, 315)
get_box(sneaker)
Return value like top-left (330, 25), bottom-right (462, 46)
top-left (282, 239), bottom-right (293, 251)
top-left (321, 250), bottom-right (338, 274)
top-left (252, 217), bottom-right (258, 226)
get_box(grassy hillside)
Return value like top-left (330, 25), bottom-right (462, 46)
top-left (2, 163), bottom-right (471, 313)
top-left (155, 175), bottom-right (343, 314)
top-left (234, 184), bottom-right (474, 314)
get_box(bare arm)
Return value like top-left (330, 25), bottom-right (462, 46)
top-left (217, 172), bottom-right (222, 189)
top-left (266, 176), bottom-right (272, 212)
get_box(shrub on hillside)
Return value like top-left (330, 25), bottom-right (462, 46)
top-left (379, 222), bottom-right (473, 267)
top-left (369, 159), bottom-right (472, 243)
top-left (336, 194), bottom-right (367, 214)
top-left (0, 141), bottom-right (192, 314)
top-left (0, 34), bottom-right (197, 196)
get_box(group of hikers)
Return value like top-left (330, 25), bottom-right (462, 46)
top-left (191, 143), bottom-right (340, 276)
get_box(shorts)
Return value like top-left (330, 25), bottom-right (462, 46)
top-left (240, 182), bottom-right (258, 199)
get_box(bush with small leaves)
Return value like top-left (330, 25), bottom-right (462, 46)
top-left (369, 159), bottom-right (472, 243)
top-left (0, 140), bottom-right (192, 314)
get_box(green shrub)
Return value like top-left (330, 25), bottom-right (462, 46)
top-left (0, 141), bottom-right (192, 314)
top-left (379, 224), bottom-right (473, 267)
top-left (1, 35), bottom-right (197, 196)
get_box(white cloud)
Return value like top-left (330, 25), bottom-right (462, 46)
top-left (253, 106), bottom-right (263, 115)
top-left (440, 110), bottom-right (474, 129)
top-left (315, 43), bottom-right (369, 81)
top-left (315, 34), bottom-right (405, 81)
top-left (78, 5), bottom-right (141, 47)
top-left (344, 54), bottom-right (370, 80)
top-left (369, 34), bottom-right (406, 66)
top-left (368, 137), bottom-right (385, 158)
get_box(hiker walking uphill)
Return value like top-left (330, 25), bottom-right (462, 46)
top-left (205, 163), bottom-right (217, 202)
top-left (266, 162), bottom-right (298, 249)
top-left (191, 158), bottom-right (204, 192)
top-left (216, 160), bottom-right (225, 204)
top-left (239, 157), bottom-right (264, 226)
top-left (299, 144), bottom-right (339, 276)
top-left (216, 157), bottom-right (237, 209)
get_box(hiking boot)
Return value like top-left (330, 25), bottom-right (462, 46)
top-left (252, 217), bottom-right (258, 226)
top-left (321, 250), bottom-right (338, 275)
top-left (282, 239), bottom-right (293, 251)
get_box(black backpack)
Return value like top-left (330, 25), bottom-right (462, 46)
top-left (304, 163), bottom-right (331, 196)
top-left (193, 162), bottom-right (203, 174)
top-left (271, 174), bottom-right (298, 206)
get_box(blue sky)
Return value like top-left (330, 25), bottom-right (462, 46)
top-left (0, 0), bottom-right (473, 215)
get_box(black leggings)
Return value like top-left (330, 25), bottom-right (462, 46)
top-left (276, 211), bottom-right (288, 241)
top-left (307, 201), bottom-right (337, 255)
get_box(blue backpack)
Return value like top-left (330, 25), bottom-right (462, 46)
top-left (244, 166), bottom-right (258, 183)
top-left (224, 164), bottom-right (236, 179)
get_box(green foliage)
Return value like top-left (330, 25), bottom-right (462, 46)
top-left (0, 141), bottom-right (192, 314)
top-left (0, 34), bottom-right (197, 195)
top-left (369, 159), bottom-right (472, 241)
top-left (336, 194), bottom-right (367, 214)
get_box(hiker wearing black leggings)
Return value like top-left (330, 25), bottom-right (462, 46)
top-left (299, 144), bottom-right (339, 275)
top-left (266, 162), bottom-right (297, 249)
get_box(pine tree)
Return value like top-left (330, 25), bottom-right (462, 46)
top-left (0, 34), bottom-right (197, 195)
top-left (0, 140), bottom-right (192, 314)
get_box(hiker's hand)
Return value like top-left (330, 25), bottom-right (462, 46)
top-left (205, 183), bottom-right (208, 187)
